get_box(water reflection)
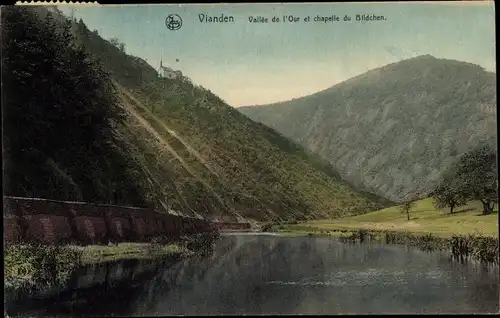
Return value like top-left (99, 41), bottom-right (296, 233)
top-left (6, 235), bottom-right (499, 316)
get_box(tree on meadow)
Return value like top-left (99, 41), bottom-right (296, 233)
top-left (432, 168), bottom-right (467, 214)
top-left (452, 144), bottom-right (498, 215)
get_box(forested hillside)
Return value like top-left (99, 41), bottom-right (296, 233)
top-left (2, 6), bottom-right (389, 222)
top-left (240, 55), bottom-right (497, 201)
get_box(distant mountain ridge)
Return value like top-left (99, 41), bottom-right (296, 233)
top-left (239, 55), bottom-right (497, 201)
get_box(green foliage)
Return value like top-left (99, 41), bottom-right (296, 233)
top-left (64, 7), bottom-right (387, 220)
top-left (76, 242), bottom-right (184, 264)
top-left (432, 168), bottom-right (467, 214)
top-left (337, 229), bottom-right (371, 242)
top-left (433, 144), bottom-right (497, 216)
top-left (450, 234), bottom-right (499, 263)
top-left (261, 223), bottom-right (278, 232)
top-left (109, 37), bottom-right (126, 52)
top-left (338, 229), bottom-right (498, 264)
top-left (185, 232), bottom-right (221, 256)
top-left (453, 144), bottom-right (497, 214)
top-left (2, 7), bottom-right (152, 207)
top-left (4, 244), bottom-right (82, 291)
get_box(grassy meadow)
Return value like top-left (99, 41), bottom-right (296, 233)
top-left (72, 242), bottom-right (185, 265)
top-left (281, 198), bottom-right (498, 238)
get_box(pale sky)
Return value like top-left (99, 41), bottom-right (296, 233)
top-left (59, 2), bottom-right (496, 107)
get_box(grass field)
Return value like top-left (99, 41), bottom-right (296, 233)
top-left (285, 198), bottom-right (498, 238)
top-left (72, 243), bottom-right (185, 264)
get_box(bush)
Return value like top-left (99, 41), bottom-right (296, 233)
top-left (149, 235), bottom-right (173, 246)
top-left (261, 223), bottom-right (279, 232)
top-left (5, 243), bottom-right (82, 291)
top-left (185, 232), bottom-right (220, 256)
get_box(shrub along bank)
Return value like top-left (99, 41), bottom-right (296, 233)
top-left (342, 229), bottom-right (498, 264)
top-left (4, 232), bottom-right (220, 292)
top-left (267, 198), bottom-right (498, 264)
top-left (270, 226), bottom-right (498, 264)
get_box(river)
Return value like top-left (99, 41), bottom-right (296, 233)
top-left (5, 234), bottom-right (499, 316)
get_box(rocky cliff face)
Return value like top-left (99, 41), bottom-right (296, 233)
top-left (239, 56), bottom-right (497, 201)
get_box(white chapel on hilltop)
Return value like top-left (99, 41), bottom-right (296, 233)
top-left (158, 59), bottom-right (183, 80)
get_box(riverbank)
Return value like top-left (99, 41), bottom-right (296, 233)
top-left (272, 198), bottom-right (499, 263)
top-left (4, 232), bottom-right (219, 291)
top-left (72, 242), bottom-right (186, 265)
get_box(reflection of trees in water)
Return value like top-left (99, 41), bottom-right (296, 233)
top-left (9, 236), bottom-right (500, 316)
top-left (137, 236), bottom-right (427, 315)
top-left (6, 257), bottom-right (174, 316)
top-left (433, 254), bottom-right (499, 313)
top-left (128, 235), bottom-right (315, 315)
top-left (151, 238), bottom-right (497, 314)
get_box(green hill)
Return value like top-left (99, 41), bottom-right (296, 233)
top-left (2, 6), bottom-right (389, 223)
top-left (239, 55), bottom-right (497, 202)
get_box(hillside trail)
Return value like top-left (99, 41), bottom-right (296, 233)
top-left (115, 84), bottom-right (243, 220)
top-left (120, 86), bottom-right (220, 178)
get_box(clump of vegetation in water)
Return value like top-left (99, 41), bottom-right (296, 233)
top-left (336, 229), bottom-right (498, 264)
top-left (337, 229), bottom-right (380, 243)
top-left (4, 243), bottom-right (82, 291)
top-left (450, 235), bottom-right (499, 264)
top-left (184, 232), bottom-right (221, 256)
top-left (383, 231), bottom-right (444, 251)
top-left (384, 231), bottom-right (498, 263)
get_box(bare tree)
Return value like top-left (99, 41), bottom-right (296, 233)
top-left (398, 195), bottom-right (417, 221)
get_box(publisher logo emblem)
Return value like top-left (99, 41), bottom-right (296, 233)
top-left (165, 14), bottom-right (182, 31)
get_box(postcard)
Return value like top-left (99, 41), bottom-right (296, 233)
top-left (3, 1), bottom-right (498, 316)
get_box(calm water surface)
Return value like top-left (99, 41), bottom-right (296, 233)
top-left (6, 234), bottom-right (499, 316)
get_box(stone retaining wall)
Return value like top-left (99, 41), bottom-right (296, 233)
top-left (3, 196), bottom-right (251, 246)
